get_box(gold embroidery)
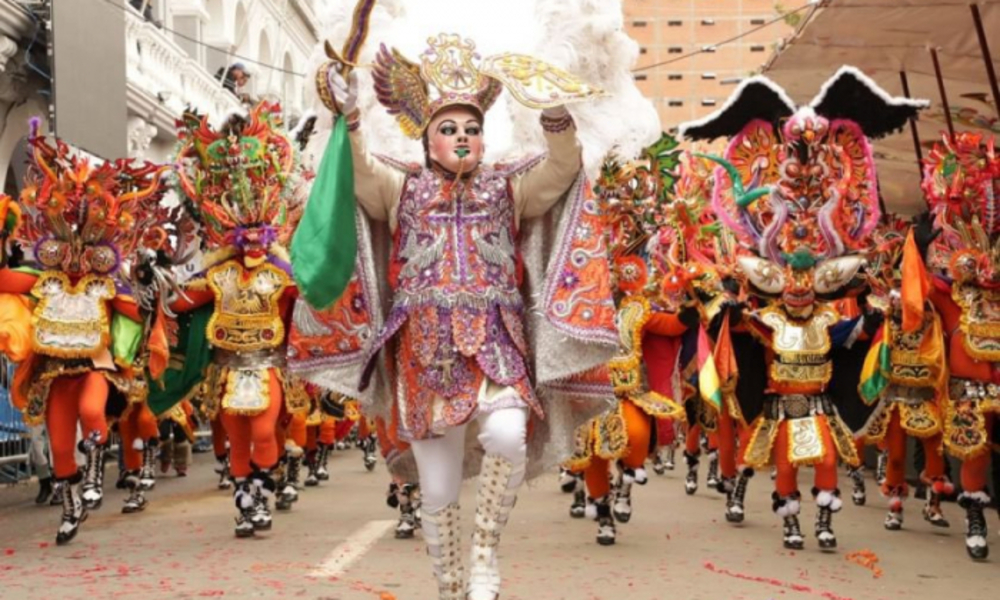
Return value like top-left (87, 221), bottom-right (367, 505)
top-left (758, 305), bottom-right (836, 385)
top-left (787, 416), bottom-right (825, 466)
top-left (954, 284), bottom-right (1000, 361)
top-left (30, 272), bottom-right (115, 359)
top-left (206, 262), bottom-right (290, 353)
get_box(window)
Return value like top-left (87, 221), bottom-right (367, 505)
top-left (632, 20), bottom-right (648, 27)
top-left (668, 99), bottom-right (684, 107)
top-left (701, 18), bottom-right (716, 25)
top-left (701, 72), bottom-right (717, 80)
top-left (668, 73), bottom-right (683, 81)
top-left (668, 46), bottom-right (684, 54)
top-left (701, 98), bottom-right (718, 107)
top-left (668, 19), bottom-right (683, 26)
top-left (702, 45), bottom-right (717, 53)
top-left (750, 18), bottom-right (767, 25)
top-left (750, 44), bottom-right (766, 52)
top-left (634, 74), bottom-right (648, 81)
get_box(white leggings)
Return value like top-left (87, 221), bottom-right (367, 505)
top-left (410, 407), bottom-right (528, 514)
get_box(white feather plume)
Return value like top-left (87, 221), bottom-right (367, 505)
top-left (305, 0), bottom-right (660, 176)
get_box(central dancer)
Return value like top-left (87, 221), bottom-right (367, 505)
top-left (310, 33), bottom-right (618, 600)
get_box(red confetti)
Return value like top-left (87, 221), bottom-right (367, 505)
top-left (845, 549), bottom-right (883, 579)
top-left (704, 561), bottom-right (855, 600)
top-left (4, 549), bottom-right (13, 556)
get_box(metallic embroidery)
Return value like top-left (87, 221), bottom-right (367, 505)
top-left (207, 262), bottom-right (290, 353)
top-left (788, 416), bottom-right (825, 465)
top-left (954, 284), bottom-right (1000, 361)
top-left (31, 272), bottom-right (115, 359)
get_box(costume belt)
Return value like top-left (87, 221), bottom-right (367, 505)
top-left (949, 377), bottom-right (1000, 403)
top-left (212, 348), bottom-right (287, 370)
top-left (763, 393), bottom-right (834, 420)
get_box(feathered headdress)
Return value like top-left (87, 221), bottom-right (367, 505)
top-left (682, 67), bottom-right (926, 270)
top-left (319, 32), bottom-right (603, 140)
top-left (923, 131), bottom-right (1000, 283)
top-left (15, 119), bottom-right (167, 275)
top-left (174, 101), bottom-right (300, 250)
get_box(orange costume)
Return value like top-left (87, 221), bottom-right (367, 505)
top-left (172, 102), bottom-right (307, 538)
top-left (922, 131), bottom-right (1000, 560)
top-left (680, 68), bottom-right (925, 550)
top-left (0, 126), bottom-right (167, 545)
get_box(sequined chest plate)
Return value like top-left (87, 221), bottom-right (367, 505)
top-left (759, 306), bottom-right (836, 385)
top-left (953, 284), bottom-right (1000, 361)
top-left (31, 272), bottom-right (115, 359)
top-left (206, 262), bottom-right (290, 353)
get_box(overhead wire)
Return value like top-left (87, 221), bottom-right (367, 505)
top-left (92, 0), bottom-right (307, 77)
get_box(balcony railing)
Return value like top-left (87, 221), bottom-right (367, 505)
top-left (125, 5), bottom-right (241, 123)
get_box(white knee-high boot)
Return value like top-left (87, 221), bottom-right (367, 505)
top-left (422, 502), bottom-right (464, 600)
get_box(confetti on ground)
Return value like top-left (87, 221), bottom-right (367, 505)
top-left (703, 561), bottom-right (855, 600)
top-left (844, 550), bottom-right (883, 579)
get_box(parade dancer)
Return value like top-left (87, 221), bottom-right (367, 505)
top-left (922, 131), bottom-right (1000, 560)
top-left (299, 31), bottom-right (620, 599)
top-left (859, 228), bottom-right (952, 531)
top-left (0, 125), bottom-right (167, 544)
top-left (172, 102), bottom-right (308, 538)
top-left (681, 68), bottom-right (925, 551)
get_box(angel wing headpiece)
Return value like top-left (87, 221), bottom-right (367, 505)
top-left (321, 32), bottom-right (604, 140)
top-left (174, 101), bottom-right (300, 250)
top-left (15, 119), bottom-right (168, 275)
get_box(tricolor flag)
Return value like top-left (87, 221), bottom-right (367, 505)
top-left (697, 325), bottom-right (722, 411)
top-left (858, 322), bottom-right (890, 406)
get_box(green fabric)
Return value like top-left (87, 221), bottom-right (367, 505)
top-left (111, 313), bottom-right (143, 366)
top-left (291, 115), bottom-right (357, 309)
top-left (147, 305), bottom-right (213, 417)
top-left (859, 338), bottom-right (891, 406)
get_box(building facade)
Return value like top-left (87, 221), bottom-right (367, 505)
top-left (624, 0), bottom-right (796, 132)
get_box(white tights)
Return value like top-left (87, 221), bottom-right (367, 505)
top-left (410, 407), bottom-right (528, 514)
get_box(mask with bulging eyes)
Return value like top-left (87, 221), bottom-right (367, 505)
top-left (738, 254), bottom-right (865, 317)
top-left (36, 238), bottom-right (119, 276)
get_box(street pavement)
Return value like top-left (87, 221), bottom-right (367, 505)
top-left (1, 449), bottom-right (997, 600)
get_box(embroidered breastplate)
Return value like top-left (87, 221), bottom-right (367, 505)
top-left (207, 261), bottom-right (290, 353)
top-left (759, 305), bottom-right (837, 386)
top-left (31, 272), bottom-right (115, 359)
top-left (392, 167), bottom-right (520, 306)
top-left (609, 296), bottom-right (648, 395)
top-left (953, 284), bottom-right (1000, 361)
top-left (888, 308), bottom-right (935, 386)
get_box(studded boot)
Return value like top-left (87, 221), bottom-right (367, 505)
top-left (569, 476), bottom-right (586, 519)
top-left (394, 483), bottom-right (419, 539)
top-left (883, 485), bottom-right (905, 530)
top-left (139, 439), bottom-right (157, 491)
top-left (847, 466), bottom-right (866, 506)
top-left (121, 470), bottom-right (148, 514)
top-left (55, 472), bottom-right (87, 546)
top-left (558, 467), bottom-right (577, 493)
top-left (726, 467), bottom-right (754, 523)
top-left (233, 479), bottom-right (255, 538)
top-left (215, 452), bottom-right (232, 490)
top-left (250, 469), bottom-right (276, 531)
top-left (316, 442), bottom-right (331, 481)
top-left (594, 495), bottom-right (616, 546)
top-left (362, 435), bottom-right (378, 471)
top-left (705, 450), bottom-right (720, 489)
top-left (422, 503), bottom-right (464, 600)
top-left (922, 476), bottom-right (952, 528)
top-left (959, 492), bottom-right (990, 560)
top-left (79, 435), bottom-right (106, 510)
top-left (468, 455), bottom-right (523, 600)
top-left (683, 451), bottom-right (699, 495)
top-left (773, 491), bottom-right (803, 550)
top-left (875, 449), bottom-right (888, 486)
top-left (814, 488), bottom-right (842, 550)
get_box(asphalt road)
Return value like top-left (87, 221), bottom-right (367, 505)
top-left (0, 448), bottom-right (997, 600)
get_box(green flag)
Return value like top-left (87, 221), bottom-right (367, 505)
top-left (147, 305), bottom-right (213, 417)
top-left (291, 115), bottom-right (357, 309)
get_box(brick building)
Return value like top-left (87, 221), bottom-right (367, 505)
top-left (624, 0), bottom-right (796, 132)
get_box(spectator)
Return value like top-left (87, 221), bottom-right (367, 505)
top-left (215, 63), bottom-right (253, 104)
top-left (128, 0), bottom-right (159, 26)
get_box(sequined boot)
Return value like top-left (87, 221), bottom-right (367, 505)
top-left (422, 503), bottom-right (464, 600)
